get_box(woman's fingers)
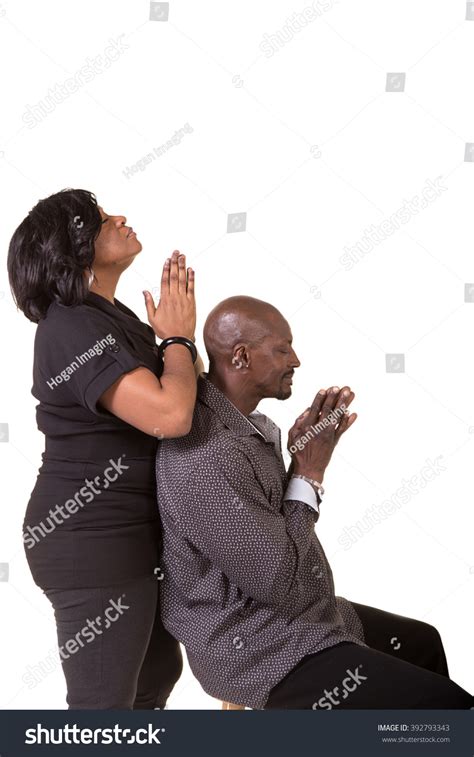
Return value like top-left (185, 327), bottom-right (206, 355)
top-left (178, 253), bottom-right (187, 292)
top-left (169, 250), bottom-right (180, 293)
top-left (147, 250), bottom-right (196, 339)
top-left (161, 257), bottom-right (171, 296)
top-left (161, 252), bottom-right (192, 296)
top-left (187, 267), bottom-right (195, 297)
top-left (143, 289), bottom-right (156, 323)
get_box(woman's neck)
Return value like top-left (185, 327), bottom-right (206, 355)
top-left (88, 270), bottom-right (119, 305)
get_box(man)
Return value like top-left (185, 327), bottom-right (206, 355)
top-left (155, 296), bottom-right (473, 709)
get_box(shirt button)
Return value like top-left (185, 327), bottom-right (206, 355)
top-left (108, 344), bottom-right (121, 353)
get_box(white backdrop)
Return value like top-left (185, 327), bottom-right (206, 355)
top-left (0, 0), bottom-right (473, 709)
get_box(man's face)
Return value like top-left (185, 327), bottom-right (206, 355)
top-left (249, 314), bottom-right (301, 400)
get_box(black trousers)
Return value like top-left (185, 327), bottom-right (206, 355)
top-left (265, 601), bottom-right (473, 709)
top-left (44, 575), bottom-right (182, 709)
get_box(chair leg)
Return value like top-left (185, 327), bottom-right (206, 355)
top-left (221, 700), bottom-right (245, 710)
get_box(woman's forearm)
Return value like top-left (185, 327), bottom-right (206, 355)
top-left (158, 343), bottom-right (198, 432)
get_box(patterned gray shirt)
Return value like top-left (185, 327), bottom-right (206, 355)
top-left (156, 375), bottom-right (367, 709)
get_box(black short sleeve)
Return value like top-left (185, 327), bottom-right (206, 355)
top-left (35, 301), bottom-right (154, 418)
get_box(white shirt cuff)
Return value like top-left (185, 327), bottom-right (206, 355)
top-left (283, 476), bottom-right (320, 514)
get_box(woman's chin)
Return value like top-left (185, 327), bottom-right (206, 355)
top-left (130, 238), bottom-right (143, 253)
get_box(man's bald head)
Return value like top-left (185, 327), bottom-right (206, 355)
top-left (203, 295), bottom-right (300, 405)
top-left (203, 295), bottom-right (283, 366)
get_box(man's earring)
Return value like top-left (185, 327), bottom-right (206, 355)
top-left (232, 356), bottom-right (243, 370)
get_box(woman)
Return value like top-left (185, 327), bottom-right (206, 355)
top-left (8, 188), bottom-right (202, 709)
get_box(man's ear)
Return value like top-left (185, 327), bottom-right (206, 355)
top-left (232, 344), bottom-right (250, 369)
top-left (241, 346), bottom-right (251, 369)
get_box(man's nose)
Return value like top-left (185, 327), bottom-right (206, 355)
top-left (290, 350), bottom-right (301, 368)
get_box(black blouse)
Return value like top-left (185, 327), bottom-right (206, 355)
top-left (23, 292), bottom-right (163, 589)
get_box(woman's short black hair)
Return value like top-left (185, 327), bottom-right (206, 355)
top-left (7, 188), bottom-right (102, 323)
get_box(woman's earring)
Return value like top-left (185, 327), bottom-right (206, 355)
top-left (88, 268), bottom-right (95, 288)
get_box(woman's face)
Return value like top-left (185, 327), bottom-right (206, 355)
top-left (93, 205), bottom-right (142, 269)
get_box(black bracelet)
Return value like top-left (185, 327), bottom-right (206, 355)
top-left (157, 336), bottom-right (198, 363)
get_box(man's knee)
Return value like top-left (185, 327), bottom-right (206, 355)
top-left (424, 677), bottom-right (473, 709)
top-left (416, 620), bottom-right (442, 645)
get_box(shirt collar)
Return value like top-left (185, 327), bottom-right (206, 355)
top-left (84, 291), bottom-right (156, 340)
top-left (197, 375), bottom-right (269, 442)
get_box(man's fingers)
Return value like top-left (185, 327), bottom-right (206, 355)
top-left (335, 412), bottom-right (357, 441)
top-left (288, 413), bottom-right (310, 443)
top-left (320, 386), bottom-right (354, 420)
top-left (296, 407), bottom-right (311, 423)
top-left (334, 412), bottom-right (349, 438)
top-left (290, 385), bottom-right (356, 444)
top-left (319, 385), bottom-right (344, 421)
top-left (293, 386), bottom-right (352, 433)
top-left (304, 389), bottom-right (327, 427)
top-left (309, 389), bottom-right (327, 415)
top-left (346, 412), bottom-right (357, 429)
top-left (290, 387), bottom-right (331, 442)
top-left (337, 389), bottom-right (355, 416)
top-left (334, 390), bottom-right (355, 434)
